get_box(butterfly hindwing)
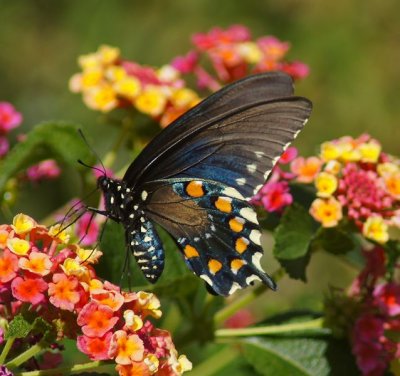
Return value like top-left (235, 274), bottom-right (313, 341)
top-left (141, 178), bottom-right (276, 296)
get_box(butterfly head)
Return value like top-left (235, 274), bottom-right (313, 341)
top-left (97, 175), bottom-right (134, 222)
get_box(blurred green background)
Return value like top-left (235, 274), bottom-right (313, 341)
top-left (0, 0), bottom-right (398, 324)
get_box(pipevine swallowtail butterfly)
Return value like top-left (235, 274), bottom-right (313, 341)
top-left (93, 72), bottom-right (312, 296)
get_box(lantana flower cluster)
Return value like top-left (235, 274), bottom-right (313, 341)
top-left (0, 214), bottom-right (191, 375)
top-left (69, 45), bottom-right (201, 127)
top-left (325, 247), bottom-right (400, 375)
top-left (69, 25), bottom-right (309, 128)
top-left (172, 24), bottom-right (309, 90)
top-left (254, 134), bottom-right (400, 244)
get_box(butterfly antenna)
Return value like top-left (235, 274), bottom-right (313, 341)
top-left (78, 129), bottom-right (107, 176)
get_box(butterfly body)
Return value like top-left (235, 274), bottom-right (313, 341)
top-left (96, 72), bottom-right (312, 296)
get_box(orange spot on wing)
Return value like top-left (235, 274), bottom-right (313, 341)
top-left (231, 259), bottom-right (245, 273)
top-left (186, 181), bottom-right (204, 197)
top-left (235, 237), bottom-right (249, 254)
top-left (229, 217), bottom-right (244, 232)
top-left (184, 245), bottom-right (199, 258)
top-left (208, 259), bottom-right (222, 274)
top-left (215, 197), bottom-right (232, 213)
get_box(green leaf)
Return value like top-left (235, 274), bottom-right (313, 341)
top-left (241, 336), bottom-right (359, 376)
top-left (242, 337), bottom-right (329, 376)
top-left (0, 121), bottom-right (93, 192)
top-left (314, 228), bottom-right (357, 255)
top-left (6, 314), bottom-right (32, 339)
top-left (273, 203), bottom-right (315, 260)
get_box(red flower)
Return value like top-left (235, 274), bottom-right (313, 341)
top-left (0, 102), bottom-right (22, 134)
top-left (77, 332), bottom-right (113, 360)
top-left (11, 276), bottom-right (47, 305)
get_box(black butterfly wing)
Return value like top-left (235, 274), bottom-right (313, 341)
top-left (123, 72), bottom-right (312, 199)
top-left (140, 178), bottom-right (275, 296)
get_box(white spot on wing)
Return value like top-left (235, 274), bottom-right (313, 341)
top-left (263, 170), bottom-right (271, 180)
top-left (228, 282), bottom-right (241, 295)
top-left (249, 230), bottom-right (262, 245)
top-left (252, 252), bottom-right (264, 271)
top-left (253, 185), bottom-right (263, 195)
top-left (247, 164), bottom-right (257, 173)
top-left (141, 191), bottom-right (148, 201)
top-left (110, 196), bottom-right (114, 204)
top-left (246, 275), bottom-right (261, 285)
top-left (148, 246), bottom-right (155, 252)
top-left (140, 226), bottom-right (146, 233)
top-left (240, 207), bottom-right (258, 224)
top-left (255, 151), bottom-right (264, 158)
top-left (129, 214), bottom-right (134, 219)
top-left (200, 274), bottom-right (213, 286)
top-left (236, 178), bottom-right (246, 186)
top-left (144, 236), bottom-right (152, 242)
top-left (134, 205), bottom-right (138, 210)
top-left (223, 187), bottom-right (244, 200)
top-left (134, 251), bottom-right (145, 257)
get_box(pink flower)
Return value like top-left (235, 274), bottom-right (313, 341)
top-left (11, 276), bottom-right (47, 305)
top-left (0, 102), bottom-right (23, 133)
top-left (48, 273), bottom-right (81, 311)
top-left (75, 212), bottom-right (100, 246)
top-left (373, 283), bottom-right (400, 316)
top-left (290, 156), bottom-right (322, 183)
top-left (77, 301), bottom-right (119, 337)
top-left (109, 330), bottom-right (144, 364)
top-left (252, 181), bottom-right (292, 212)
top-left (256, 36), bottom-right (290, 60)
top-left (171, 51), bottom-right (198, 74)
top-left (279, 146), bottom-right (298, 164)
top-left (281, 61), bottom-right (310, 80)
top-left (77, 332), bottom-right (113, 360)
top-left (337, 163), bottom-right (394, 227)
top-left (26, 159), bottom-right (61, 182)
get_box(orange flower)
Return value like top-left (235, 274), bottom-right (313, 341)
top-left (48, 273), bottom-right (81, 311)
top-left (0, 249), bottom-right (19, 283)
top-left (116, 362), bottom-right (150, 376)
top-left (19, 251), bottom-right (52, 276)
top-left (309, 197), bottom-right (343, 227)
top-left (11, 276), bottom-right (47, 305)
top-left (77, 302), bottom-right (119, 337)
top-left (384, 172), bottom-right (400, 199)
top-left (109, 330), bottom-right (144, 365)
top-left (291, 157), bottom-right (322, 183)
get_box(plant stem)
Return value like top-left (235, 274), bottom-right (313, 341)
top-left (12, 361), bottom-right (116, 376)
top-left (215, 318), bottom-right (325, 338)
top-left (0, 337), bottom-right (15, 364)
top-left (214, 267), bottom-right (285, 326)
top-left (5, 342), bottom-right (43, 368)
top-left (187, 345), bottom-right (237, 376)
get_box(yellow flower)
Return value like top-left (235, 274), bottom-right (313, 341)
top-left (7, 238), bottom-right (30, 256)
top-left (12, 214), bottom-right (36, 235)
top-left (61, 258), bottom-right (90, 281)
top-left (320, 141), bottom-right (342, 161)
top-left (84, 84), bottom-right (118, 112)
top-left (144, 354), bottom-right (159, 374)
top-left (105, 66), bottom-right (126, 82)
top-left (97, 45), bottom-right (120, 65)
top-left (157, 65), bottom-right (180, 82)
top-left (136, 291), bottom-right (162, 318)
top-left (237, 42), bottom-right (263, 63)
top-left (324, 160), bottom-right (342, 175)
top-left (49, 224), bottom-right (70, 244)
top-left (309, 197), bottom-right (343, 227)
top-left (357, 140), bottom-right (381, 163)
top-left (363, 216), bottom-right (389, 243)
top-left (123, 309), bottom-right (143, 331)
top-left (78, 52), bottom-right (101, 70)
top-left (76, 247), bottom-right (103, 264)
top-left (377, 162), bottom-right (399, 177)
top-left (171, 88), bottom-right (199, 108)
top-left (135, 87), bottom-right (167, 117)
top-left (315, 172), bottom-right (338, 198)
top-left (384, 171), bottom-right (400, 199)
top-left (80, 67), bottom-right (104, 90)
top-left (113, 76), bottom-right (141, 100)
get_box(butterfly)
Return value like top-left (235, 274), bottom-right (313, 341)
top-left (94, 72), bottom-right (312, 296)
